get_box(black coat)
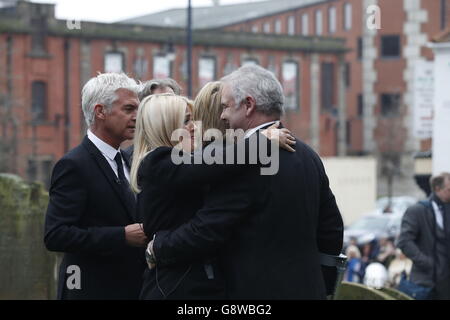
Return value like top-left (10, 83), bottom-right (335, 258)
top-left (397, 197), bottom-right (446, 288)
top-left (153, 133), bottom-right (344, 299)
top-left (44, 136), bottom-right (146, 300)
top-left (137, 146), bottom-right (248, 300)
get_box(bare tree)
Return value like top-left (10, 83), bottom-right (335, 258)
top-left (375, 91), bottom-right (407, 211)
top-left (0, 41), bottom-right (21, 174)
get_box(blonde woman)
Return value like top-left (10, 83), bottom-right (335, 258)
top-left (132, 88), bottom-right (294, 300)
top-left (193, 81), bottom-right (295, 151)
top-left (131, 93), bottom-right (233, 300)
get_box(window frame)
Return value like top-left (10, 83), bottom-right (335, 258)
top-left (31, 80), bottom-right (47, 123)
top-left (104, 51), bottom-right (125, 73)
top-left (282, 60), bottom-right (300, 112)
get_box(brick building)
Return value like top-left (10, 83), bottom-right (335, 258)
top-left (0, 0), bottom-right (348, 187)
top-left (126, 0), bottom-right (450, 197)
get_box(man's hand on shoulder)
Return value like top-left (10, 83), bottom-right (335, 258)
top-left (125, 223), bottom-right (148, 247)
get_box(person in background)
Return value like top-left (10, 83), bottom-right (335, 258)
top-left (138, 78), bottom-right (182, 100)
top-left (376, 235), bottom-right (396, 268)
top-left (44, 73), bottom-right (147, 299)
top-left (122, 78), bottom-right (183, 152)
top-left (344, 245), bottom-right (362, 283)
top-left (397, 172), bottom-right (450, 299)
top-left (387, 248), bottom-right (412, 287)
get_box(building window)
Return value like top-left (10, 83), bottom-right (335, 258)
top-left (381, 35), bottom-right (401, 58)
top-left (301, 13), bottom-right (309, 36)
top-left (153, 55), bottom-right (171, 78)
top-left (133, 57), bottom-right (148, 80)
top-left (263, 22), bottom-right (271, 33)
top-left (27, 159), bottom-right (37, 183)
top-left (346, 120), bottom-right (352, 146)
top-left (282, 61), bottom-right (299, 111)
top-left (357, 37), bottom-right (363, 60)
top-left (31, 81), bottom-right (47, 122)
top-left (224, 53), bottom-right (238, 75)
top-left (198, 56), bottom-right (216, 88)
top-left (441, 0), bottom-right (447, 30)
top-left (275, 19), bottom-right (282, 34)
top-left (28, 157), bottom-right (53, 189)
top-left (42, 159), bottom-right (53, 189)
top-left (381, 93), bottom-right (401, 117)
top-left (315, 10), bottom-right (323, 35)
top-left (328, 6), bottom-right (336, 34)
top-left (344, 3), bottom-right (352, 31)
top-left (321, 62), bottom-right (335, 111)
top-left (251, 25), bottom-right (259, 33)
top-left (345, 63), bottom-right (351, 88)
top-left (288, 16), bottom-right (296, 35)
top-left (267, 56), bottom-right (278, 77)
top-left (104, 52), bottom-right (124, 73)
top-left (357, 94), bottom-right (364, 117)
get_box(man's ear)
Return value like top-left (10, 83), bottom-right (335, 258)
top-left (94, 104), bottom-right (106, 120)
top-left (244, 96), bottom-right (256, 117)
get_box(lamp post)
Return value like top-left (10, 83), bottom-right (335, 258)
top-left (187, 0), bottom-right (193, 98)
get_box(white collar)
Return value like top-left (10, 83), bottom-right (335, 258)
top-left (87, 129), bottom-right (120, 161)
top-left (244, 121), bottom-right (277, 138)
top-left (432, 200), bottom-right (444, 229)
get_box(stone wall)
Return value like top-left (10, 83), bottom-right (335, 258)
top-left (0, 173), bottom-right (56, 299)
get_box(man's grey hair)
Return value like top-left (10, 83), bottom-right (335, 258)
top-left (81, 73), bottom-right (139, 127)
top-left (138, 78), bottom-right (182, 100)
top-left (220, 65), bottom-right (285, 117)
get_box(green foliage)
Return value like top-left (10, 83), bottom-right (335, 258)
top-left (0, 174), bottom-right (55, 300)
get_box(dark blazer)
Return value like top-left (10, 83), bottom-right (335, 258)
top-left (137, 146), bottom-right (247, 300)
top-left (153, 133), bottom-right (344, 299)
top-left (397, 198), bottom-right (438, 287)
top-left (44, 136), bottom-right (146, 300)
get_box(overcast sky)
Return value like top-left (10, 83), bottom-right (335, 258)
top-left (30, 0), bottom-right (266, 23)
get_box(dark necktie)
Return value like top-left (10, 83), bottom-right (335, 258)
top-left (114, 152), bottom-right (136, 218)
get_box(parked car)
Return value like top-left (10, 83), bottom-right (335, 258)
top-left (374, 196), bottom-right (417, 215)
top-left (343, 196), bottom-right (417, 247)
top-left (343, 213), bottom-right (403, 247)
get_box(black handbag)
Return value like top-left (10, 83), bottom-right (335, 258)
top-left (397, 271), bottom-right (433, 300)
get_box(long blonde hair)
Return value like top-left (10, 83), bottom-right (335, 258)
top-left (193, 81), bottom-right (225, 134)
top-left (130, 93), bottom-right (191, 193)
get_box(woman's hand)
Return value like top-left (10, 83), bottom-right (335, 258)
top-left (261, 121), bottom-right (296, 153)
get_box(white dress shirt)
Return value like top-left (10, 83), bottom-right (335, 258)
top-left (432, 200), bottom-right (444, 230)
top-left (244, 121), bottom-right (277, 138)
top-left (87, 130), bottom-right (131, 183)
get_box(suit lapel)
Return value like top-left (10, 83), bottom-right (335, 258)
top-left (121, 147), bottom-right (132, 169)
top-left (82, 136), bottom-right (135, 222)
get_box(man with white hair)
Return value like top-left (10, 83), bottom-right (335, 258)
top-left (44, 73), bottom-right (147, 299)
top-left (148, 65), bottom-right (344, 299)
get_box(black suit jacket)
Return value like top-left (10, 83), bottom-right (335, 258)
top-left (153, 132), bottom-right (344, 299)
top-left (44, 136), bottom-right (146, 300)
top-left (137, 145), bottom-right (251, 299)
